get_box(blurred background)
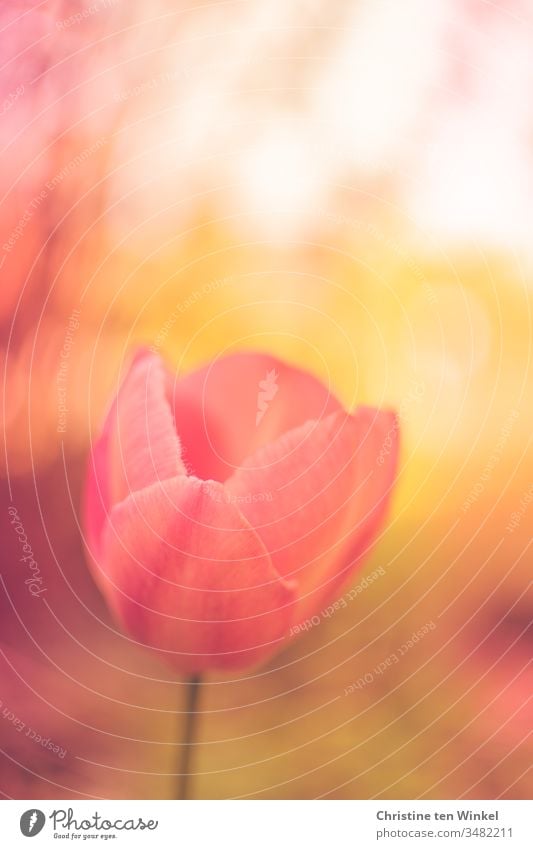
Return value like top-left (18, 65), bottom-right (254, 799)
top-left (0, 0), bottom-right (531, 799)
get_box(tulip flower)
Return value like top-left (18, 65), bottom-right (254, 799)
top-left (84, 349), bottom-right (398, 674)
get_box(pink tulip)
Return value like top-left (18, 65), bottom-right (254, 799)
top-left (83, 350), bottom-right (399, 673)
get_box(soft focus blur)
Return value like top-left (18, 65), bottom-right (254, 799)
top-left (0, 0), bottom-right (531, 799)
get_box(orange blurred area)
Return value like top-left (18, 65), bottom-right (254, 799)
top-left (0, 0), bottom-right (531, 799)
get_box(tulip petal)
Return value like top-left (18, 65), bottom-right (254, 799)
top-left (110, 350), bottom-right (187, 502)
top-left (172, 352), bottom-right (341, 482)
top-left (99, 476), bottom-right (296, 672)
top-left (84, 350), bottom-right (186, 557)
top-left (84, 400), bottom-right (115, 560)
top-left (225, 407), bottom-right (399, 623)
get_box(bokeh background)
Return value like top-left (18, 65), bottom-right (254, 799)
top-left (0, 0), bottom-right (531, 799)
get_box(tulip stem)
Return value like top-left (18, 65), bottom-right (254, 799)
top-left (177, 674), bottom-right (202, 800)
